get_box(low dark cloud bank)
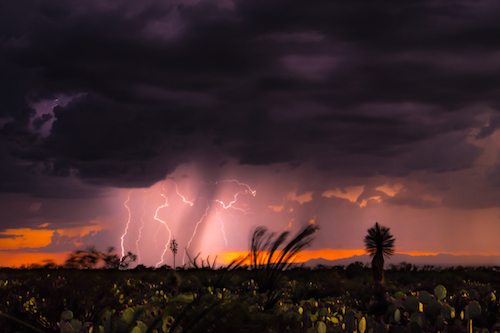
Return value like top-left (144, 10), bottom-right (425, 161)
top-left (1, 0), bottom-right (499, 192)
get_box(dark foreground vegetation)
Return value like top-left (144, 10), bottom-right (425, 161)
top-left (1, 265), bottom-right (500, 332)
top-left (1, 224), bottom-right (500, 333)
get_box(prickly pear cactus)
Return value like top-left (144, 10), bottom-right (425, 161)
top-left (410, 312), bottom-right (425, 328)
top-left (315, 320), bottom-right (327, 333)
top-left (433, 285), bottom-right (447, 301)
top-left (394, 291), bottom-right (405, 300)
top-left (121, 307), bottom-right (135, 324)
top-left (466, 301), bottom-right (482, 319)
top-left (418, 290), bottom-right (433, 304)
top-left (394, 308), bottom-right (401, 322)
top-left (424, 300), bottom-right (441, 318)
top-left (61, 310), bottom-right (73, 321)
top-left (358, 316), bottom-right (366, 333)
top-left (404, 296), bottom-right (419, 313)
top-left (130, 321), bottom-right (147, 333)
top-left (89, 325), bottom-right (104, 333)
top-left (441, 304), bottom-right (455, 320)
top-left (59, 310), bottom-right (83, 333)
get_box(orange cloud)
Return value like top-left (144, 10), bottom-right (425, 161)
top-left (268, 204), bottom-right (285, 213)
top-left (307, 217), bottom-right (317, 225)
top-left (286, 191), bottom-right (313, 204)
top-left (376, 183), bottom-right (404, 197)
top-left (322, 186), bottom-right (364, 203)
top-left (57, 224), bottom-right (104, 237)
top-left (0, 221), bottom-right (106, 251)
top-left (359, 195), bottom-right (382, 208)
top-left (0, 228), bottom-right (54, 250)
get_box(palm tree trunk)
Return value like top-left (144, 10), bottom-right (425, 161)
top-left (372, 252), bottom-right (384, 285)
top-left (371, 252), bottom-right (387, 315)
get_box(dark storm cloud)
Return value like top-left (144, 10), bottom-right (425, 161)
top-left (0, 234), bottom-right (22, 240)
top-left (1, 0), bottom-right (499, 191)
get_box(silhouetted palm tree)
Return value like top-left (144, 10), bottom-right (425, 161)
top-left (364, 222), bottom-right (395, 286)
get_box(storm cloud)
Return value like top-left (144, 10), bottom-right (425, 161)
top-left (1, 0), bottom-right (499, 196)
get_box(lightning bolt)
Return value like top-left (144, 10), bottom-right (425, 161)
top-left (217, 179), bottom-right (257, 196)
top-left (135, 196), bottom-right (146, 263)
top-left (182, 203), bottom-right (210, 265)
top-left (120, 191), bottom-right (132, 261)
top-left (173, 181), bottom-right (195, 206)
top-left (154, 193), bottom-right (171, 268)
top-left (120, 178), bottom-right (256, 267)
top-left (216, 211), bottom-right (228, 246)
top-left (214, 179), bottom-right (256, 212)
top-left (180, 179), bottom-right (256, 264)
top-left (211, 179), bottom-right (257, 247)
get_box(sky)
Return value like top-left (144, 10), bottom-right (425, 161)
top-left (1, 0), bottom-right (500, 267)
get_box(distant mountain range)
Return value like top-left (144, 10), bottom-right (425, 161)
top-left (304, 253), bottom-right (500, 267)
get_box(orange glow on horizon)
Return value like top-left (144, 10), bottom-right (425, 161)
top-left (399, 251), bottom-right (440, 257)
top-left (220, 248), bottom-right (500, 265)
top-left (2, 244), bottom-right (500, 268)
top-left (221, 248), bottom-right (367, 265)
top-left (0, 252), bottom-right (69, 267)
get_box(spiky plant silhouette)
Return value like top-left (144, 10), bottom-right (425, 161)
top-left (250, 224), bottom-right (319, 309)
top-left (170, 238), bottom-right (178, 268)
top-left (364, 222), bottom-right (395, 286)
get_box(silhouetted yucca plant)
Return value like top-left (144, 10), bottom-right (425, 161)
top-left (185, 251), bottom-right (247, 289)
top-left (364, 222), bottom-right (395, 285)
top-left (250, 224), bottom-right (318, 308)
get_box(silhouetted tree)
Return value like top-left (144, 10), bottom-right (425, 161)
top-left (364, 222), bottom-right (395, 286)
top-left (64, 246), bottom-right (136, 269)
top-left (64, 246), bottom-right (101, 269)
top-left (41, 259), bottom-right (58, 269)
top-left (103, 247), bottom-right (137, 269)
top-left (170, 239), bottom-right (178, 268)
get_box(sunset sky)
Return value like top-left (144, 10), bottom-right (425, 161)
top-left (1, 0), bottom-right (500, 267)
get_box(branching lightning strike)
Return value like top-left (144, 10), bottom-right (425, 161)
top-left (120, 191), bottom-right (132, 261)
top-left (119, 178), bottom-right (256, 267)
top-left (182, 203), bottom-right (210, 265)
top-left (135, 196), bottom-right (146, 262)
top-left (154, 193), bottom-right (171, 268)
